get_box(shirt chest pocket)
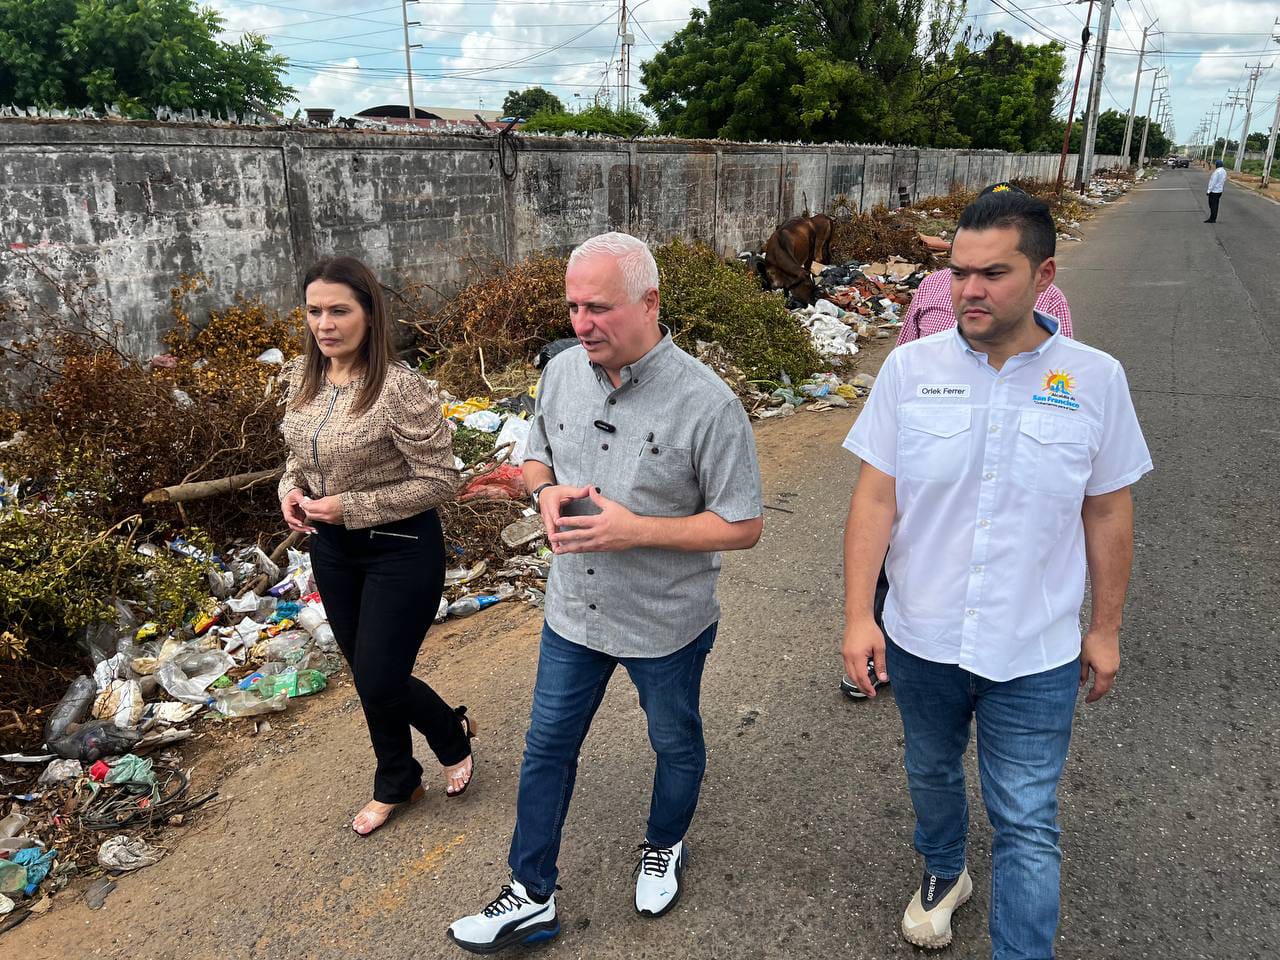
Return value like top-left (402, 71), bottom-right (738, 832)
top-left (898, 406), bottom-right (972, 481)
top-left (630, 434), bottom-right (697, 514)
top-left (1011, 412), bottom-right (1093, 497)
top-left (545, 420), bottom-right (586, 482)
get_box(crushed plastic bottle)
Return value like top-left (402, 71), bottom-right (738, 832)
top-left (446, 585), bottom-right (515, 619)
top-left (251, 669), bottom-right (326, 699)
top-left (211, 689), bottom-right (289, 718)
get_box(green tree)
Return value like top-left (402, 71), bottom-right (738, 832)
top-left (914, 33), bottom-right (1066, 151)
top-left (640, 0), bottom-right (970, 144)
top-left (520, 104), bottom-right (650, 138)
top-left (640, 4), bottom-right (806, 140)
top-left (0, 0), bottom-right (292, 116)
top-left (502, 86), bottom-right (563, 119)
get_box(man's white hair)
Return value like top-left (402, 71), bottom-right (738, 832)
top-left (568, 232), bottom-right (659, 302)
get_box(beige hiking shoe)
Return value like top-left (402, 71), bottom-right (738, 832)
top-left (901, 867), bottom-right (973, 948)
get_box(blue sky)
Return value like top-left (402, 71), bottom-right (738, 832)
top-left (208, 0), bottom-right (1280, 146)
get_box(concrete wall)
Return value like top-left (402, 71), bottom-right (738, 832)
top-left (0, 120), bottom-right (1125, 355)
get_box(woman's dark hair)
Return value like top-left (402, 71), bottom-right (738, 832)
top-left (294, 256), bottom-right (394, 417)
top-left (956, 191), bottom-right (1056, 267)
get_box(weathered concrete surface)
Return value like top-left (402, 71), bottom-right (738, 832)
top-left (0, 119), bottom-right (1125, 355)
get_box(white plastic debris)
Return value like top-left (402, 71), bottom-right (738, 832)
top-left (98, 835), bottom-right (164, 872)
top-left (494, 416), bottom-right (531, 464)
top-left (462, 410), bottom-right (502, 433)
top-left (256, 348), bottom-right (285, 365)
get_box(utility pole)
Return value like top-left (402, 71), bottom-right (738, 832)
top-left (1235, 63), bottom-right (1270, 173)
top-left (1221, 89), bottom-right (1245, 162)
top-left (1076, 0), bottom-right (1115, 189)
top-left (401, 0), bottom-right (421, 120)
top-left (617, 0), bottom-right (634, 111)
top-left (1263, 18), bottom-right (1280, 187)
top-left (1056, 0), bottom-right (1096, 191)
top-left (1137, 68), bottom-right (1166, 169)
top-left (1121, 23), bottom-right (1155, 164)
top-left (1208, 101), bottom-right (1225, 160)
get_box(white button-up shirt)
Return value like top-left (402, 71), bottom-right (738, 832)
top-left (1207, 167), bottom-right (1227, 193)
top-left (844, 315), bottom-right (1153, 681)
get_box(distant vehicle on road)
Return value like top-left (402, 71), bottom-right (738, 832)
top-left (1167, 156), bottom-right (1190, 168)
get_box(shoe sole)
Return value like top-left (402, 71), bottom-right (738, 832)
top-left (447, 919), bottom-right (560, 955)
top-left (636, 847), bottom-right (687, 919)
top-left (901, 886), bottom-right (972, 949)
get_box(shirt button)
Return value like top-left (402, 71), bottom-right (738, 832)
top-left (989, 425), bottom-right (999, 433)
top-left (601, 443), bottom-right (609, 450)
top-left (589, 604), bottom-right (597, 610)
top-left (979, 519), bottom-right (990, 528)
top-left (972, 565), bottom-right (983, 573)
top-left (983, 472), bottom-right (994, 481)
top-left (609, 399), bottom-right (616, 405)
top-left (966, 609), bottom-right (977, 617)
top-left (587, 568), bottom-right (595, 575)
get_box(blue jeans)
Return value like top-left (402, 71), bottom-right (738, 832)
top-left (887, 638), bottom-right (1079, 960)
top-left (508, 622), bottom-right (717, 899)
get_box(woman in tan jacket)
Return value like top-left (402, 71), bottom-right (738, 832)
top-left (279, 255), bottom-right (473, 836)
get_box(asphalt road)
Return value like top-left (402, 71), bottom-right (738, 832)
top-left (1046, 167), bottom-right (1280, 959)
top-left (12, 171), bottom-right (1278, 960)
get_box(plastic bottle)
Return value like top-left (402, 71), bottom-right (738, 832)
top-left (43, 676), bottom-right (96, 743)
top-left (212, 689), bottom-right (289, 718)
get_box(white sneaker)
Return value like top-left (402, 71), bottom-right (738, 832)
top-left (447, 880), bottom-right (560, 954)
top-left (634, 840), bottom-right (686, 917)
top-left (901, 867), bottom-right (973, 949)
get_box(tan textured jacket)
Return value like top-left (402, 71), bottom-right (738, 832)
top-left (277, 358), bottom-right (460, 529)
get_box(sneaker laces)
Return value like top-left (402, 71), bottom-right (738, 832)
top-left (635, 841), bottom-right (674, 878)
top-left (482, 884), bottom-right (530, 918)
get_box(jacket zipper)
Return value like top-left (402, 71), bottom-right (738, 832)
top-left (369, 529), bottom-right (419, 540)
top-left (311, 385), bottom-right (339, 497)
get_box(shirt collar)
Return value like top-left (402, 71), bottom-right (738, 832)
top-left (953, 310), bottom-right (1060, 363)
top-left (591, 324), bottom-right (674, 387)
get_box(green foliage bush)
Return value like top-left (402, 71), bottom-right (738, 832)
top-left (655, 239), bottom-right (824, 383)
top-left (0, 503), bottom-right (209, 652)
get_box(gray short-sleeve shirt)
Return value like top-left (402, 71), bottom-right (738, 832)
top-left (526, 327), bottom-right (763, 658)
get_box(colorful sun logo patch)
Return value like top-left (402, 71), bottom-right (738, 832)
top-left (992, 184), bottom-right (1012, 193)
top-left (1033, 369), bottom-right (1080, 410)
top-left (1042, 370), bottom-right (1076, 395)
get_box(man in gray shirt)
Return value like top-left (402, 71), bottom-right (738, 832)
top-left (448, 232), bottom-right (764, 954)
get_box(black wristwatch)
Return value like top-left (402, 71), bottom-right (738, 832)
top-left (531, 482), bottom-right (555, 509)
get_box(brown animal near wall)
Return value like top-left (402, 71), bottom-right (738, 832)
top-left (754, 213), bottom-right (834, 306)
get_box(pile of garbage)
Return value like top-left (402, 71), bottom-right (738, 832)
top-left (0, 544), bottom-right (345, 926)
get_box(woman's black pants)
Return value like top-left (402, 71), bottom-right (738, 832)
top-left (310, 510), bottom-right (470, 803)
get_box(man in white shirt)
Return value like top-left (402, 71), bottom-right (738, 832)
top-left (840, 189), bottom-right (1152, 957)
top-left (1206, 159), bottom-right (1227, 223)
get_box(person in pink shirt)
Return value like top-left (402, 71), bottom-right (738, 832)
top-left (841, 181), bottom-right (1075, 702)
top-left (896, 269), bottom-right (1073, 346)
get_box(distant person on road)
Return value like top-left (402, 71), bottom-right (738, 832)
top-left (278, 256), bottom-right (470, 837)
top-left (840, 180), bottom-right (1075, 701)
top-left (447, 232), bottom-right (764, 955)
top-left (840, 189), bottom-right (1152, 955)
top-left (1206, 159), bottom-right (1227, 223)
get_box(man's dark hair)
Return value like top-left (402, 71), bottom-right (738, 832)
top-left (956, 191), bottom-right (1056, 266)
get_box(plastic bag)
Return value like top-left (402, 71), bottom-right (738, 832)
top-left (48, 720), bottom-right (141, 763)
top-left (37, 759), bottom-right (83, 785)
top-left (459, 464), bottom-right (525, 502)
top-left (43, 676), bottom-right (96, 743)
top-left (92, 679), bottom-right (144, 728)
top-left (155, 647), bottom-right (235, 704)
top-left (535, 337), bottom-right (579, 369)
top-left (97, 835), bottom-right (163, 872)
top-left (494, 416), bottom-right (531, 465)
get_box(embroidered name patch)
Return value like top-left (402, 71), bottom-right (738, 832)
top-left (916, 384), bottom-right (972, 399)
